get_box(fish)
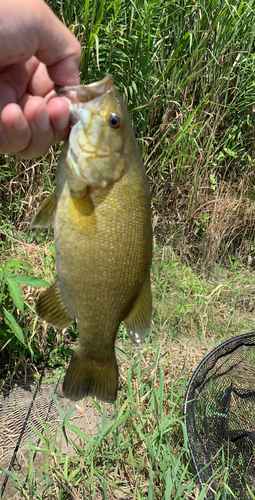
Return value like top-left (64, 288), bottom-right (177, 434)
top-left (30, 74), bottom-right (152, 404)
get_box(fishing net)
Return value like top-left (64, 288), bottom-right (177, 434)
top-left (0, 379), bottom-right (105, 499)
top-left (184, 332), bottom-right (255, 499)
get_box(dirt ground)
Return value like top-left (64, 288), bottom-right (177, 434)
top-left (0, 338), bottom-right (212, 499)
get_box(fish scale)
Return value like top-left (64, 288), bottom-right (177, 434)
top-left (31, 75), bottom-right (152, 403)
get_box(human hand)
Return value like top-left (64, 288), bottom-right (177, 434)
top-left (0, 0), bottom-right (81, 159)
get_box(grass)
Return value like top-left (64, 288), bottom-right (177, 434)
top-left (2, 0), bottom-right (255, 260)
top-left (1, 0), bottom-right (255, 498)
top-left (0, 337), bottom-right (229, 500)
top-left (1, 245), bottom-right (255, 498)
top-left (152, 245), bottom-right (255, 341)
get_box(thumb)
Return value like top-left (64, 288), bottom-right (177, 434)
top-left (0, 0), bottom-right (81, 85)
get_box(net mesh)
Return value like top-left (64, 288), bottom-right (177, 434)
top-left (0, 380), bottom-right (105, 499)
top-left (184, 332), bottom-right (255, 499)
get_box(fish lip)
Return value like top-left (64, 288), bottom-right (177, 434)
top-left (77, 74), bottom-right (114, 101)
top-left (55, 74), bottom-right (114, 103)
top-left (96, 151), bottom-right (112, 158)
top-left (54, 85), bottom-right (78, 99)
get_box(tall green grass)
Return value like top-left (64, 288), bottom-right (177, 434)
top-left (2, 0), bottom-right (255, 253)
top-left (48, 0), bottom-right (255, 187)
top-left (0, 344), bottom-right (233, 499)
top-left (43, 0), bottom-right (255, 262)
top-left (1, 1), bottom-right (255, 498)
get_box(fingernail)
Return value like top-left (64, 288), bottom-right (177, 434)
top-left (34, 105), bottom-right (50, 132)
top-left (55, 109), bottom-right (70, 131)
top-left (13, 113), bottom-right (27, 133)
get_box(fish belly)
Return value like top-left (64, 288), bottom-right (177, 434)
top-left (55, 168), bottom-right (151, 402)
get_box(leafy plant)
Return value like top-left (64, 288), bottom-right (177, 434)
top-left (0, 259), bottom-right (50, 352)
top-left (1, 0), bottom-right (255, 498)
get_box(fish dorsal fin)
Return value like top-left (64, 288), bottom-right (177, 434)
top-left (36, 280), bottom-right (74, 329)
top-left (30, 191), bottom-right (57, 228)
top-left (124, 274), bottom-right (152, 343)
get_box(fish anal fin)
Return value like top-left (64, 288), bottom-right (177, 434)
top-left (63, 348), bottom-right (118, 404)
top-left (36, 280), bottom-right (73, 329)
top-left (30, 191), bottom-right (57, 228)
top-left (124, 275), bottom-right (152, 344)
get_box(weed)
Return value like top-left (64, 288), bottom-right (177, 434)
top-left (0, 259), bottom-right (50, 349)
top-left (1, 0), bottom-right (255, 498)
top-left (0, 344), bottom-right (239, 499)
top-left (2, 0), bottom-right (255, 266)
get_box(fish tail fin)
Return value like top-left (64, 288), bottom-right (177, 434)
top-left (63, 348), bottom-right (118, 404)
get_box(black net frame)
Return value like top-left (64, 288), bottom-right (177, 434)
top-left (183, 332), bottom-right (255, 499)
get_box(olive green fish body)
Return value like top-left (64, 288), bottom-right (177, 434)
top-left (31, 75), bottom-right (152, 403)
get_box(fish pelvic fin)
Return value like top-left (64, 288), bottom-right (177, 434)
top-left (36, 280), bottom-right (74, 329)
top-left (124, 274), bottom-right (152, 344)
top-left (63, 348), bottom-right (118, 404)
top-left (30, 191), bottom-right (57, 228)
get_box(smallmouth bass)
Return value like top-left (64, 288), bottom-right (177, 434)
top-left (31, 75), bottom-right (152, 403)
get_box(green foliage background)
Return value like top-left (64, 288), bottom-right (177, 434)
top-left (47, 0), bottom-right (255, 186)
top-left (1, 0), bottom-right (255, 498)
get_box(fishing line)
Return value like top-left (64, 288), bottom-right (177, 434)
top-left (1, 330), bottom-right (58, 498)
top-left (20, 376), bottom-right (63, 495)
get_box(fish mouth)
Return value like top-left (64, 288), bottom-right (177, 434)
top-left (55, 74), bottom-right (114, 104)
top-left (56, 74), bottom-right (120, 187)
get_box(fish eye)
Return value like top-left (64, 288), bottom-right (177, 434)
top-left (108, 113), bottom-right (121, 129)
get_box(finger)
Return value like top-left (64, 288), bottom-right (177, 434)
top-left (26, 59), bottom-right (54, 98)
top-left (47, 55), bottom-right (81, 87)
top-left (47, 97), bottom-right (70, 143)
top-left (0, 103), bottom-right (31, 154)
top-left (0, 95), bottom-right (70, 158)
top-left (0, 96), bottom-right (53, 158)
top-left (20, 96), bottom-right (54, 159)
top-left (0, 0), bottom-right (81, 84)
top-left (19, 96), bottom-right (70, 159)
top-left (0, 58), bottom-right (41, 110)
top-left (0, 58), bottom-right (57, 112)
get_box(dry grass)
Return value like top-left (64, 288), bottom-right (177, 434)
top-left (152, 171), bottom-right (255, 269)
top-left (0, 330), bottom-right (210, 500)
top-left (0, 148), bottom-right (59, 233)
top-left (2, 157), bottom-right (255, 274)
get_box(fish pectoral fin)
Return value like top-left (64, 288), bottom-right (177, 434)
top-left (30, 191), bottom-right (57, 228)
top-left (36, 280), bottom-right (74, 329)
top-left (124, 274), bottom-right (152, 344)
top-left (63, 348), bottom-right (118, 404)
